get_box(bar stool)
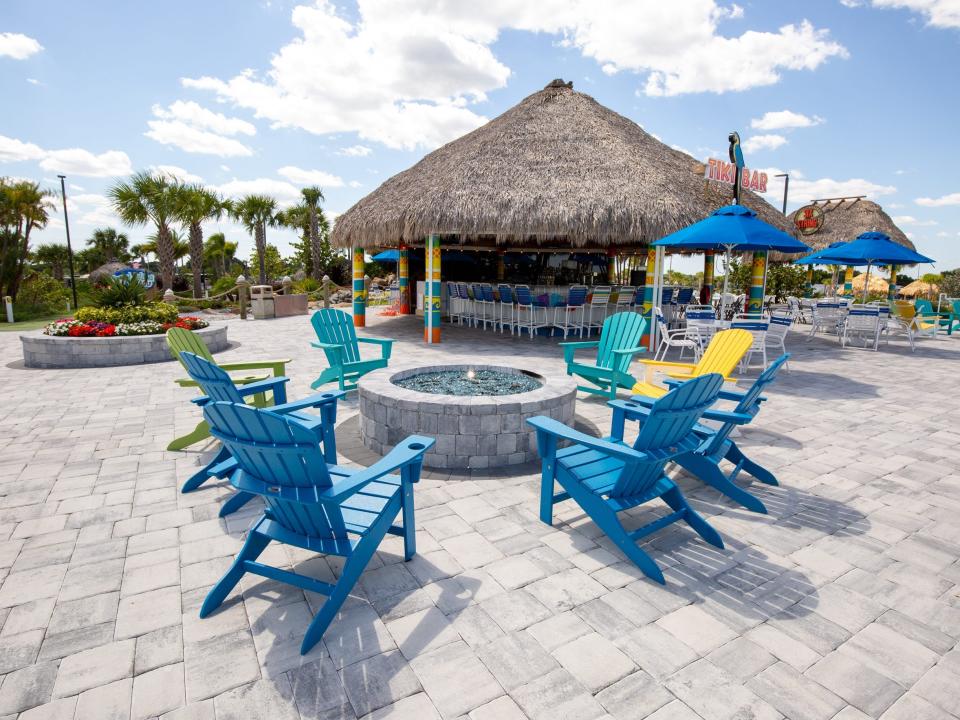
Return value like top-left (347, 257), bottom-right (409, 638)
top-left (553, 285), bottom-right (587, 339)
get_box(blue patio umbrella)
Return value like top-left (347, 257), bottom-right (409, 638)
top-left (371, 249), bottom-right (400, 262)
top-left (653, 204), bottom-right (810, 314)
top-left (794, 242), bottom-right (850, 295)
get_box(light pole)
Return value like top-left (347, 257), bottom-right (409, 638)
top-left (58, 175), bottom-right (79, 310)
top-left (774, 173), bottom-right (789, 215)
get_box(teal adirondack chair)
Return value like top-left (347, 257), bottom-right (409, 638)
top-left (178, 352), bottom-right (342, 516)
top-left (562, 312), bottom-right (647, 400)
top-left (610, 354), bottom-right (789, 514)
top-left (527, 373), bottom-right (725, 583)
top-left (310, 308), bottom-right (393, 391)
top-left (914, 298), bottom-right (957, 335)
top-left (199, 400), bottom-right (434, 653)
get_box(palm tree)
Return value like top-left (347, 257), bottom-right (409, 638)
top-left (231, 195), bottom-right (278, 284)
top-left (86, 227), bottom-right (131, 264)
top-left (279, 195), bottom-right (331, 279)
top-left (130, 243), bottom-right (151, 269)
top-left (108, 171), bottom-right (178, 290)
top-left (33, 243), bottom-right (71, 281)
top-left (204, 232), bottom-right (238, 278)
top-left (173, 185), bottom-right (228, 298)
top-left (300, 186), bottom-right (325, 281)
top-left (0, 179), bottom-right (54, 299)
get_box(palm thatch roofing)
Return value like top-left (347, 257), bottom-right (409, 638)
top-left (332, 79), bottom-right (793, 250)
top-left (798, 199), bottom-right (913, 251)
top-left (88, 262), bottom-right (131, 283)
top-left (852, 271), bottom-right (891, 294)
top-left (899, 279), bottom-right (938, 298)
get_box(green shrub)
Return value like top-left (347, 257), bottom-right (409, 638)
top-left (294, 278), bottom-right (320, 293)
top-left (210, 276), bottom-right (237, 297)
top-left (75, 301), bottom-right (179, 324)
top-left (15, 272), bottom-right (70, 315)
top-left (91, 276), bottom-right (147, 308)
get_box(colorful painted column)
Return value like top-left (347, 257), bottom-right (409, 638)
top-left (352, 246), bottom-right (365, 327)
top-left (843, 266), bottom-right (854, 296)
top-left (398, 244), bottom-right (411, 314)
top-left (496, 250), bottom-right (505, 281)
top-left (424, 234), bottom-right (441, 343)
top-left (640, 247), bottom-right (656, 345)
top-left (702, 251), bottom-right (715, 304)
top-left (747, 251), bottom-right (767, 313)
top-left (887, 264), bottom-right (898, 302)
top-left (607, 249), bottom-right (617, 284)
top-left (805, 266), bottom-right (814, 297)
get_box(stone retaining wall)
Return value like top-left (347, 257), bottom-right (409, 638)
top-left (358, 365), bottom-right (577, 470)
top-left (20, 325), bottom-right (229, 368)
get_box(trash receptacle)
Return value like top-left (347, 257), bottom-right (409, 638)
top-left (250, 285), bottom-right (275, 319)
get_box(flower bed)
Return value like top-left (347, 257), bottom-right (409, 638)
top-left (43, 316), bottom-right (208, 337)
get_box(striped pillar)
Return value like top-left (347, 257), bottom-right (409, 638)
top-left (887, 264), bottom-right (898, 302)
top-left (843, 266), bottom-right (854, 296)
top-left (352, 247), bottom-right (366, 327)
top-left (702, 251), bottom-right (715, 304)
top-left (424, 234), bottom-right (441, 343)
top-left (607, 249), bottom-right (617, 284)
top-left (640, 247), bottom-right (656, 345)
top-left (398, 244), bottom-right (411, 314)
top-left (805, 266), bottom-right (814, 297)
top-left (747, 251), bottom-right (767, 313)
top-left (496, 250), bottom-right (505, 281)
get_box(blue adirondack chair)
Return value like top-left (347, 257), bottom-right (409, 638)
top-left (610, 353), bottom-right (789, 514)
top-left (178, 352), bottom-right (342, 516)
top-left (199, 400), bottom-right (434, 653)
top-left (527, 373), bottom-right (725, 583)
top-left (562, 312), bottom-right (647, 400)
top-left (310, 308), bottom-right (393, 391)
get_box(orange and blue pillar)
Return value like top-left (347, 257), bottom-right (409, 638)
top-left (640, 247), bottom-right (656, 345)
top-left (805, 266), bottom-right (814, 297)
top-left (702, 251), bottom-right (715, 304)
top-left (843, 266), bottom-right (854, 296)
top-left (424, 234), bottom-right (441, 343)
top-left (607, 249), bottom-right (617, 284)
top-left (747, 251), bottom-right (767, 313)
top-left (398, 244), bottom-right (411, 314)
top-left (887, 265), bottom-right (898, 302)
top-left (352, 246), bottom-right (365, 327)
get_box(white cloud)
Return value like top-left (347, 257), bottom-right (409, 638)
top-left (214, 178), bottom-right (302, 205)
top-left (339, 145), bottom-right (373, 157)
top-left (184, 1), bottom-right (847, 150)
top-left (150, 165), bottom-right (204, 183)
top-left (0, 134), bottom-right (132, 177)
top-left (0, 32), bottom-right (42, 60)
top-left (145, 102), bottom-right (255, 157)
top-left (348, 180), bottom-right (363, 188)
top-left (26, 78), bottom-right (41, 86)
top-left (750, 110), bottom-right (823, 130)
top-left (277, 165), bottom-right (344, 187)
top-left (893, 215), bottom-right (938, 226)
top-left (742, 134), bottom-right (788, 152)
top-left (757, 167), bottom-right (898, 205)
top-left (916, 192), bottom-right (960, 207)
top-left (871, 0), bottom-right (960, 29)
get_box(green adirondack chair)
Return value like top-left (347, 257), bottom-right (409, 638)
top-left (310, 308), bottom-right (393, 391)
top-left (562, 312), bottom-right (647, 400)
top-left (165, 327), bottom-right (291, 451)
top-left (914, 298), bottom-right (957, 335)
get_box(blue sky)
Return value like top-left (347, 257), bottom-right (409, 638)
top-left (2, 0), bottom-right (958, 274)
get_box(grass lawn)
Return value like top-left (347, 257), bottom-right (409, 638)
top-left (0, 314), bottom-right (60, 332)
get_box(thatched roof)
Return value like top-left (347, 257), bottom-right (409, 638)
top-left (852, 271), bottom-right (890, 294)
top-left (88, 262), bottom-right (131, 283)
top-left (899, 279), bottom-right (938, 298)
top-left (797, 199), bottom-right (913, 251)
top-left (332, 79), bottom-right (793, 249)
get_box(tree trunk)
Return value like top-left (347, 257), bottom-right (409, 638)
top-left (189, 222), bottom-right (204, 298)
top-left (256, 224), bottom-right (266, 285)
top-left (309, 207), bottom-right (321, 280)
top-left (9, 220), bottom-right (35, 301)
top-left (156, 224), bottom-right (175, 291)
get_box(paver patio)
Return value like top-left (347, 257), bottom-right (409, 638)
top-left (1, 313), bottom-right (959, 720)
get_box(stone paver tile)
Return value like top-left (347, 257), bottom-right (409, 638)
top-left (410, 640), bottom-right (503, 719)
top-left (911, 664), bottom-right (960, 716)
top-left (18, 696), bottom-right (77, 720)
top-left (360, 692), bottom-right (440, 720)
top-left (839, 622), bottom-right (939, 686)
top-left (74, 677), bottom-right (133, 720)
top-left (324, 604), bottom-right (398, 670)
top-left (806, 651), bottom-right (904, 717)
top-left (476, 631), bottom-right (558, 692)
top-left (38, 621), bottom-right (115, 662)
top-left (135, 624), bottom-right (183, 675)
top-left (595, 670), bottom-right (674, 720)
top-left (0, 564), bottom-right (67, 608)
top-left (385, 606), bottom-right (461, 660)
top-left (248, 600), bottom-right (327, 677)
top-left (595, 586), bottom-right (660, 625)
top-left (448, 496), bottom-right (500, 524)
top-left (0, 597), bottom-right (56, 636)
top-left (0, 628), bottom-right (43, 674)
top-left (645, 699), bottom-right (709, 720)
top-left (666, 658), bottom-right (780, 720)
top-left (287, 657), bottom-right (352, 720)
top-left (881, 692), bottom-right (955, 720)
top-left (406, 550), bottom-right (463, 586)
top-left (184, 630), bottom-right (260, 702)
top-left (747, 622), bottom-right (822, 671)
top-left (615, 624), bottom-right (699, 679)
top-left (132, 662), bottom-right (185, 719)
top-left (525, 568), bottom-right (606, 612)
top-left (484, 555), bottom-right (546, 590)
top-left (747, 661), bottom-right (845, 720)
top-left (0, 660), bottom-right (59, 715)
top-left (656, 604), bottom-right (738, 655)
top-left (511, 667), bottom-right (606, 720)
top-left (213, 676), bottom-right (300, 720)
top-left (526, 611), bottom-right (591, 652)
top-left (53, 638), bottom-right (135, 698)
top-left (59, 558), bottom-right (124, 601)
top-left (439, 533), bottom-right (505, 570)
top-left (706, 637), bottom-right (777, 681)
top-left (552, 632), bottom-right (635, 693)
top-left (160, 699), bottom-right (216, 719)
top-left (373, 587), bottom-right (435, 624)
top-left (47, 591), bottom-right (118, 635)
top-left (480, 589), bottom-right (551, 633)
top-left (448, 605), bottom-right (504, 647)
top-left (340, 650), bottom-right (421, 717)
top-left (361, 563), bottom-right (422, 604)
top-left (115, 585), bottom-right (181, 639)
top-left (798, 584), bottom-right (885, 633)
top-left (120, 559), bottom-right (180, 597)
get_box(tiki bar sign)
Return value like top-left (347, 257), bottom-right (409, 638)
top-left (793, 204), bottom-right (825, 235)
top-left (704, 158), bottom-right (768, 192)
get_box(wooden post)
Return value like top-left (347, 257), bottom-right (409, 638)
top-left (843, 266), bottom-right (854, 296)
top-left (747, 251), bottom-right (767, 313)
top-left (281, 275), bottom-right (292, 295)
top-left (352, 247), bottom-right (365, 327)
top-left (398, 244), bottom-right (411, 314)
top-left (322, 275), bottom-right (331, 309)
top-left (496, 249), bottom-right (505, 282)
top-left (424, 234), bottom-right (441, 343)
top-left (607, 248), bottom-right (617, 284)
top-left (702, 251), bottom-right (715, 304)
top-left (236, 275), bottom-right (249, 320)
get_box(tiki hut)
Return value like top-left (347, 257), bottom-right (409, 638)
top-left (795, 199), bottom-right (913, 252)
top-left (851, 272), bottom-right (889, 295)
top-left (899, 279), bottom-right (938, 298)
top-left (88, 261), bottom-right (131, 284)
top-left (332, 79), bottom-right (792, 250)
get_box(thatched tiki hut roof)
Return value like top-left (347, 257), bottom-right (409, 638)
top-left (797, 199), bottom-right (913, 251)
top-left (332, 79), bottom-right (792, 249)
top-left (88, 262), bottom-right (131, 284)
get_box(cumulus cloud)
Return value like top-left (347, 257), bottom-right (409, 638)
top-left (0, 32), bottom-right (42, 60)
top-left (893, 215), bottom-right (938, 226)
top-left (277, 165), bottom-right (344, 187)
top-left (916, 192), bottom-right (960, 207)
top-left (145, 101), bottom-right (255, 157)
top-left (0, 134), bottom-right (132, 176)
top-left (871, 0), bottom-right (960, 28)
top-left (757, 167), bottom-right (898, 205)
top-left (150, 165), bottom-right (204, 183)
top-left (339, 145), bottom-right (373, 157)
top-left (742, 134), bottom-right (788, 153)
top-left (750, 110), bottom-right (823, 130)
top-left (183, 1), bottom-right (847, 150)
top-left (214, 178), bottom-right (303, 205)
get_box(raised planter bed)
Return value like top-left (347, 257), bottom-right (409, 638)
top-left (20, 324), bottom-right (228, 368)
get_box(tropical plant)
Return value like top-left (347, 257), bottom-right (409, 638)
top-left (172, 184), bottom-right (228, 298)
top-left (940, 269), bottom-right (960, 298)
top-left (765, 264), bottom-right (808, 301)
top-left (231, 194), bottom-right (278, 284)
top-left (90, 275), bottom-right (147, 308)
top-left (203, 232), bottom-right (238, 279)
top-left (247, 243), bottom-right (289, 283)
top-left (281, 195), bottom-right (335, 280)
top-left (16, 271), bottom-right (70, 314)
top-left (0, 178), bottom-right (55, 300)
top-left (33, 243), bottom-right (71, 281)
top-left (108, 171), bottom-right (179, 290)
top-left (75, 301), bottom-right (179, 324)
top-left (143, 231), bottom-right (189, 267)
top-left (86, 227), bottom-right (131, 265)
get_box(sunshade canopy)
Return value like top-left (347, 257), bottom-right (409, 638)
top-left (809, 232), bottom-right (934, 266)
top-left (652, 205), bottom-right (810, 254)
top-left (371, 249), bottom-right (400, 262)
top-left (794, 242), bottom-right (849, 265)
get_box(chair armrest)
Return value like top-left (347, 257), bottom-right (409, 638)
top-left (701, 408), bottom-right (754, 425)
top-left (271, 390), bottom-right (344, 415)
top-left (638, 359), bottom-right (697, 370)
top-left (237, 377), bottom-right (289, 399)
top-left (311, 341), bottom-right (344, 351)
top-left (191, 396), bottom-right (212, 406)
top-left (207, 457), bottom-right (237, 478)
top-left (218, 359), bottom-right (290, 376)
top-left (358, 336), bottom-right (393, 360)
top-left (320, 435), bottom-right (435, 502)
top-left (175, 378), bottom-right (200, 388)
top-left (526, 416), bottom-right (648, 463)
top-left (611, 346), bottom-right (647, 356)
top-left (560, 340), bottom-right (599, 363)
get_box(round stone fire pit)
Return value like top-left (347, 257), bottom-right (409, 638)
top-left (358, 364), bottom-right (577, 470)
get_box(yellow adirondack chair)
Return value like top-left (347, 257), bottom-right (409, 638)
top-left (632, 329), bottom-right (753, 398)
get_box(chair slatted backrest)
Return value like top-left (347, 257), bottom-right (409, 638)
top-left (632, 287), bottom-right (644, 306)
top-left (497, 284), bottom-right (513, 303)
top-left (203, 402), bottom-right (346, 539)
top-left (611, 373), bottom-right (723, 498)
top-left (167, 327), bottom-right (214, 368)
top-left (457, 282), bottom-right (470, 299)
top-left (845, 307), bottom-right (881, 334)
top-left (180, 352), bottom-right (245, 403)
top-left (589, 286), bottom-right (611, 307)
top-left (661, 287), bottom-right (675, 305)
top-left (514, 285), bottom-right (533, 306)
top-left (596, 313), bottom-right (647, 372)
top-left (567, 286), bottom-right (588, 306)
top-left (654, 307), bottom-right (669, 334)
top-left (311, 308), bottom-right (361, 364)
top-left (676, 288), bottom-right (695, 304)
top-left (767, 312), bottom-right (792, 341)
top-left (481, 284), bottom-right (495, 302)
top-left (914, 299), bottom-right (934, 315)
top-left (616, 287), bottom-right (635, 307)
top-left (699, 354), bottom-right (789, 456)
top-left (692, 329), bottom-right (753, 377)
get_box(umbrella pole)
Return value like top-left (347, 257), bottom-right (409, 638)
top-left (862, 262), bottom-right (871, 304)
top-left (720, 247), bottom-right (731, 319)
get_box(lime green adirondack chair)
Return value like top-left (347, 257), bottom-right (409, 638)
top-left (310, 309), bottom-right (393, 391)
top-left (562, 312), bottom-right (647, 399)
top-left (165, 327), bottom-right (291, 450)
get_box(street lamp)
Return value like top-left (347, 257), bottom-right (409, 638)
top-left (57, 175), bottom-right (79, 310)
top-left (774, 173), bottom-right (789, 215)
